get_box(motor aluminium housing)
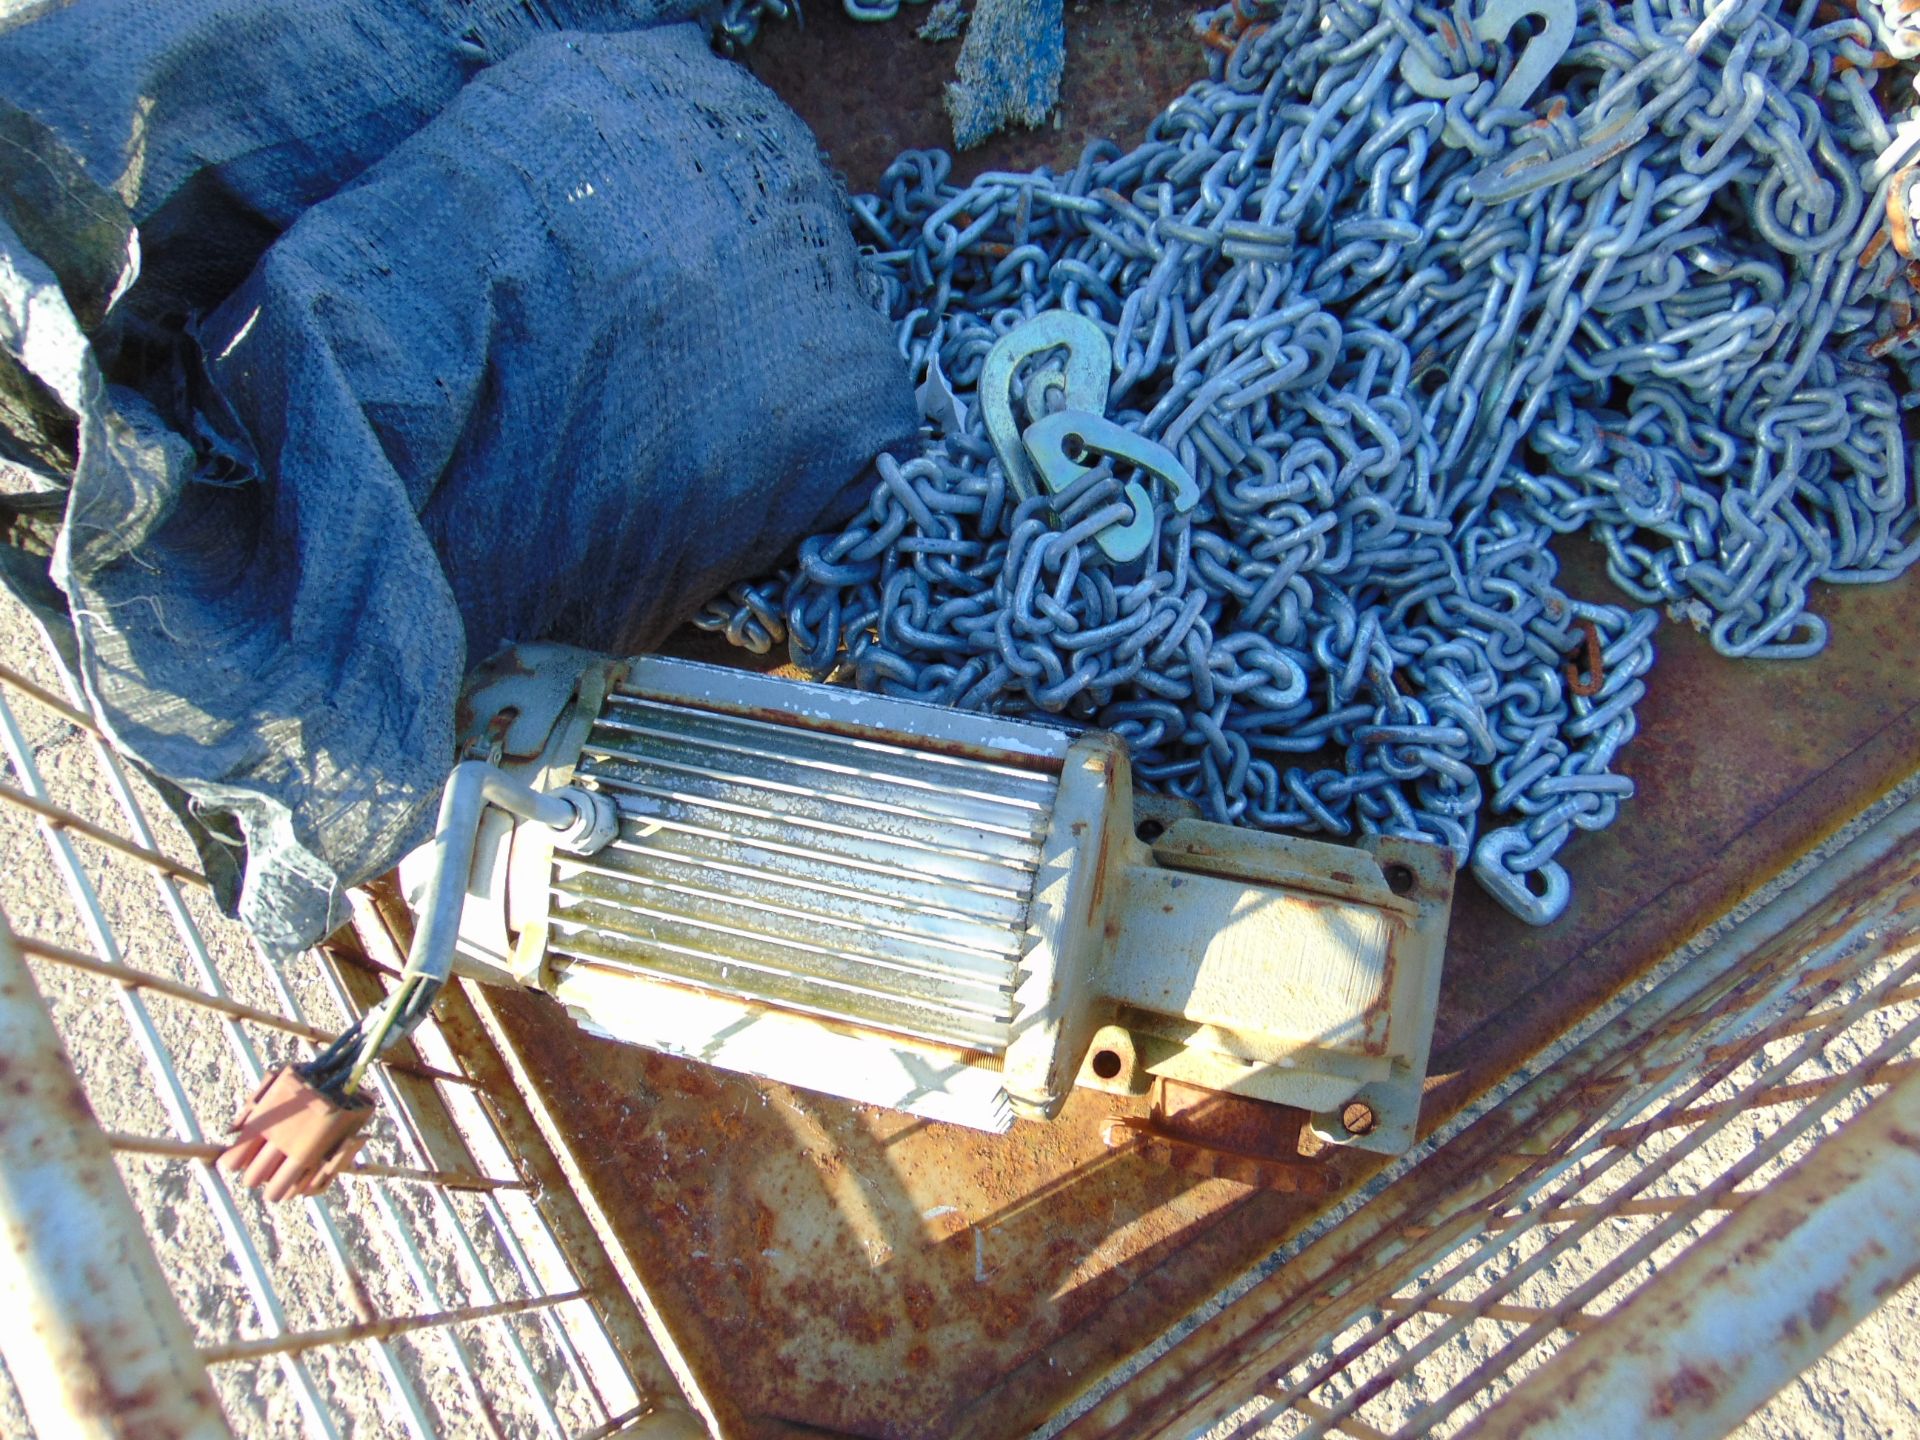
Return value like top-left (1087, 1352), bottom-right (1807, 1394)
top-left (428, 646), bottom-right (1456, 1154)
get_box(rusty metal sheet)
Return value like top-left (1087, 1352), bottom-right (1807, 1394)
top-left (742, 0), bottom-right (1203, 195)
top-left (1427, 548), bottom-right (1920, 1104)
top-left (487, 990), bottom-right (1270, 1436)
top-left (473, 11), bottom-right (1920, 1436)
top-left (485, 561), bottom-right (1920, 1440)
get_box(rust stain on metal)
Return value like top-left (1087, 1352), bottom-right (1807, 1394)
top-left (1891, 164), bottom-right (1917, 259)
top-left (744, 0), bottom-right (1200, 197)
top-left (1807, 1283), bottom-right (1845, 1334)
top-left (1565, 617), bottom-right (1606, 697)
top-left (1, 935), bottom-right (231, 1439)
top-left (1355, 933), bottom-right (1403, 1054)
top-left (1103, 1115), bottom-right (1335, 1195)
top-left (1086, 820), bottom-right (1114, 924)
top-left (1649, 1362), bottom-right (1728, 1417)
top-left (488, 985), bottom-right (1277, 1438)
top-left (1126, 1081), bottom-right (1341, 1188)
top-left (1428, 554), bottom-right (1920, 1095)
top-left (453, 643), bottom-right (538, 742)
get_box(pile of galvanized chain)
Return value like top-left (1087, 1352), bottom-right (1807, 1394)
top-left (699, 0), bottom-right (1920, 923)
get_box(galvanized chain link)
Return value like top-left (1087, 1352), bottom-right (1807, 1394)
top-left (713, 0), bottom-right (796, 51)
top-left (698, 0), bottom-right (1920, 924)
top-left (712, 0), bottom-right (922, 37)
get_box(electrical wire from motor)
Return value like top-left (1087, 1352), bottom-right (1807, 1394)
top-left (222, 761), bottom-right (623, 1200)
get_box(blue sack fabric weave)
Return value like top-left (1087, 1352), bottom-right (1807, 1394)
top-left (0, 15), bottom-right (918, 952)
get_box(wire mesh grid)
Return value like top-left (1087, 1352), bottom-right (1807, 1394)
top-left (1235, 939), bottom-right (1920, 1439)
top-left (1063, 783), bottom-right (1920, 1440)
top-left (0, 606), bottom-right (681, 1440)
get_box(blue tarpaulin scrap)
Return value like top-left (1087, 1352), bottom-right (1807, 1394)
top-left (945, 0), bottom-right (1066, 147)
top-left (0, 4), bottom-right (918, 953)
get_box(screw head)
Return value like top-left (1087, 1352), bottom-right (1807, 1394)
top-left (1341, 1102), bottom-right (1376, 1137)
